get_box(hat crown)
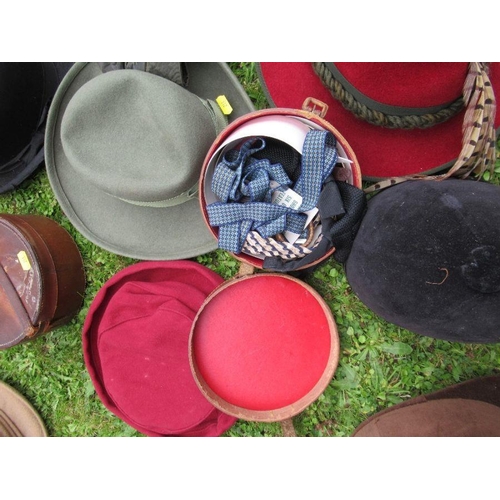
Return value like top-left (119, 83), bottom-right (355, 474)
top-left (331, 62), bottom-right (467, 109)
top-left (345, 179), bottom-right (500, 343)
top-left (354, 398), bottom-right (500, 437)
top-left (83, 261), bottom-right (236, 436)
top-left (461, 245), bottom-right (500, 293)
top-left (61, 69), bottom-right (217, 204)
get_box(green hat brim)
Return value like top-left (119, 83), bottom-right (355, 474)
top-left (45, 62), bottom-right (254, 260)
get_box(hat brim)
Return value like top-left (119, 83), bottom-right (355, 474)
top-left (0, 381), bottom-right (47, 437)
top-left (257, 63), bottom-right (500, 180)
top-left (0, 148), bottom-right (45, 194)
top-left (45, 63), bottom-right (255, 260)
top-left (352, 375), bottom-right (500, 436)
top-left (0, 62), bottom-right (73, 193)
top-left (83, 260), bottom-right (237, 437)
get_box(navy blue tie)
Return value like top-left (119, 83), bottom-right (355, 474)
top-left (207, 129), bottom-right (338, 253)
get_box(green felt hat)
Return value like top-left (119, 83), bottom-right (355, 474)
top-left (45, 63), bottom-right (254, 260)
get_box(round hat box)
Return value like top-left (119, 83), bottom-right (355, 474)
top-left (0, 214), bottom-right (85, 349)
top-left (199, 101), bottom-right (362, 271)
top-left (189, 263), bottom-right (340, 435)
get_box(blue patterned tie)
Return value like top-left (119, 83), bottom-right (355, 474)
top-left (207, 129), bottom-right (338, 253)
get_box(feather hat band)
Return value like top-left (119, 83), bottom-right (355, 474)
top-left (256, 62), bottom-right (500, 189)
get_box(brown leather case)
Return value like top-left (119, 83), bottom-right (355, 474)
top-left (0, 214), bottom-right (85, 349)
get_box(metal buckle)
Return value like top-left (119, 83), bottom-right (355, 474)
top-left (302, 97), bottom-right (329, 118)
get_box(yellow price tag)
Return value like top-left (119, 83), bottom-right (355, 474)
top-left (17, 250), bottom-right (32, 271)
top-left (216, 95), bottom-right (233, 116)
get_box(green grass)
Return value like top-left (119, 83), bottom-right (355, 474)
top-left (0, 62), bottom-right (499, 437)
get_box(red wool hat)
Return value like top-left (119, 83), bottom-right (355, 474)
top-left (82, 261), bottom-right (236, 437)
top-left (257, 63), bottom-right (500, 180)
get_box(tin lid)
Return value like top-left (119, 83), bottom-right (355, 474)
top-left (0, 217), bottom-right (41, 348)
top-left (189, 273), bottom-right (340, 422)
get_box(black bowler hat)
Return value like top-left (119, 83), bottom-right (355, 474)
top-left (345, 178), bottom-right (500, 343)
top-left (0, 62), bottom-right (72, 193)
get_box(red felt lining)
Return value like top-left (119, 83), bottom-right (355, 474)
top-left (191, 275), bottom-right (332, 411)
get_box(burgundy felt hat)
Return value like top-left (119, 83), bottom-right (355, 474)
top-left (82, 261), bottom-right (237, 437)
top-left (352, 375), bottom-right (500, 437)
top-left (257, 63), bottom-right (500, 181)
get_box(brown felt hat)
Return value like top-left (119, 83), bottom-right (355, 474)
top-left (352, 375), bottom-right (500, 437)
top-left (0, 381), bottom-right (47, 437)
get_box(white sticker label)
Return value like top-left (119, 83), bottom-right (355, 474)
top-left (269, 181), bottom-right (319, 244)
top-left (270, 181), bottom-right (303, 210)
top-left (272, 188), bottom-right (303, 210)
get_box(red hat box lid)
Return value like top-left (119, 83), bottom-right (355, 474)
top-left (189, 270), bottom-right (340, 423)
